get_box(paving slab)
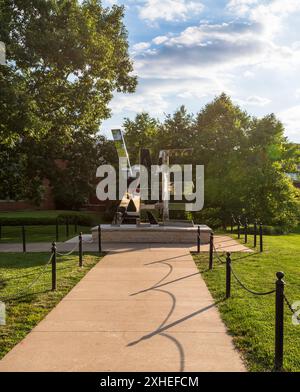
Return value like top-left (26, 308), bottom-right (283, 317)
top-left (0, 244), bottom-right (246, 372)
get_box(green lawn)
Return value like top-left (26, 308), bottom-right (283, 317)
top-left (0, 252), bottom-right (103, 359)
top-left (0, 224), bottom-right (91, 243)
top-left (0, 209), bottom-right (108, 243)
top-left (193, 233), bottom-right (300, 372)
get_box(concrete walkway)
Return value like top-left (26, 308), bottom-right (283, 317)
top-left (0, 245), bottom-right (245, 372)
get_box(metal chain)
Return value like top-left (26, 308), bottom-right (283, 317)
top-left (284, 294), bottom-right (300, 322)
top-left (0, 253), bottom-right (54, 302)
top-left (213, 243), bottom-right (226, 264)
top-left (56, 243), bottom-right (78, 256)
top-left (230, 264), bottom-right (275, 296)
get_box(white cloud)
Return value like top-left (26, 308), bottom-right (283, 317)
top-left (227, 0), bottom-right (300, 38)
top-left (152, 36), bottom-right (169, 45)
top-left (139, 0), bottom-right (204, 22)
top-left (295, 89), bottom-right (300, 99)
top-left (278, 105), bottom-right (300, 142)
top-left (236, 95), bottom-right (271, 107)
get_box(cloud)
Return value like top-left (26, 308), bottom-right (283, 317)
top-left (133, 21), bottom-right (270, 79)
top-left (278, 105), bottom-right (300, 142)
top-left (227, 0), bottom-right (300, 37)
top-left (138, 0), bottom-right (204, 22)
top-left (236, 95), bottom-right (271, 107)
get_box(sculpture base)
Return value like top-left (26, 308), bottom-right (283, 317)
top-left (91, 224), bottom-right (212, 244)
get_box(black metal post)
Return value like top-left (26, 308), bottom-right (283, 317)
top-left (244, 218), bottom-right (248, 244)
top-left (254, 220), bottom-right (257, 248)
top-left (98, 225), bottom-right (102, 254)
top-left (226, 252), bottom-right (231, 299)
top-left (51, 242), bottom-right (57, 291)
top-left (237, 218), bottom-right (241, 239)
top-left (79, 232), bottom-right (83, 267)
top-left (260, 223), bottom-right (263, 253)
top-left (22, 226), bottom-right (26, 253)
top-left (275, 271), bottom-right (285, 371)
top-left (56, 219), bottom-right (59, 242)
top-left (197, 226), bottom-right (200, 254)
top-left (209, 232), bottom-right (214, 270)
top-left (66, 217), bottom-right (69, 238)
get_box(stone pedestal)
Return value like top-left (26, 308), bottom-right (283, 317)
top-left (91, 224), bottom-right (212, 244)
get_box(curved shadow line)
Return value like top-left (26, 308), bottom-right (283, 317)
top-left (130, 272), bottom-right (200, 296)
top-left (160, 332), bottom-right (185, 372)
top-left (144, 253), bottom-right (191, 266)
top-left (128, 256), bottom-right (186, 372)
top-left (154, 262), bottom-right (173, 286)
top-left (153, 288), bottom-right (176, 329)
top-left (127, 302), bottom-right (219, 347)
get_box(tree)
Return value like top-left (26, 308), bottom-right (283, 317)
top-left (122, 94), bottom-right (299, 229)
top-left (0, 0), bottom-right (136, 204)
top-left (0, 0), bottom-right (137, 146)
top-left (123, 112), bottom-right (159, 164)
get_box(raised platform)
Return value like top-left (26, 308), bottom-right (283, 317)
top-left (92, 224), bottom-right (212, 244)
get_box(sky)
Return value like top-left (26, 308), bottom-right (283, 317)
top-left (101, 0), bottom-right (300, 143)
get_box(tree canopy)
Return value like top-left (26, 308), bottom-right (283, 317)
top-left (0, 0), bottom-right (137, 146)
top-left (123, 94), bottom-right (300, 229)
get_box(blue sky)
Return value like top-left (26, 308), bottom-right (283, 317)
top-left (101, 0), bottom-right (300, 143)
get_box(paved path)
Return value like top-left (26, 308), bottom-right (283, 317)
top-left (0, 235), bottom-right (252, 253)
top-left (0, 245), bottom-right (245, 372)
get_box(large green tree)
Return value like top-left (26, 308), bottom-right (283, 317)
top-left (0, 0), bottom-right (136, 205)
top-left (0, 0), bottom-right (136, 146)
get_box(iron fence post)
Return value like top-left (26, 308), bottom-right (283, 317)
top-left (51, 242), bottom-right (57, 291)
top-left (209, 232), bottom-right (214, 270)
top-left (260, 222), bottom-right (263, 252)
top-left (275, 271), bottom-right (285, 371)
top-left (98, 225), bottom-right (102, 254)
top-left (244, 218), bottom-right (248, 244)
top-left (226, 252), bottom-right (231, 299)
top-left (66, 217), bottom-right (69, 238)
top-left (56, 218), bottom-right (59, 242)
top-left (197, 226), bottom-right (200, 254)
top-left (22, 226), bottom-right (26, 253)
top-left (79, 232), bottom-right (83, 267)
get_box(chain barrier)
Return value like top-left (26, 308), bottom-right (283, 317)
top-left (284, 294), bottom-right (300, 322)
top-left (0, 253), bottom-right (54, 302)
top-left (56, 243), bottom-right (78, 257)
top-left (212, 243), bottom-right (226, 264)
top-left (230, 263), bottom-right (275, 296)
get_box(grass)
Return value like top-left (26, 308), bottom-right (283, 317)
top-left (0, 252), bottom-right (103, 359)
top-left (0, 224), bottom-right (91, 243)
top-left (193, 232), bottom-right (300, 372)
top-left (0, 209), bottom-right (108, 243)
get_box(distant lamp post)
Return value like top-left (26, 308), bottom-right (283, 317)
top-left (0, 41), bottom-right (6, 65)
